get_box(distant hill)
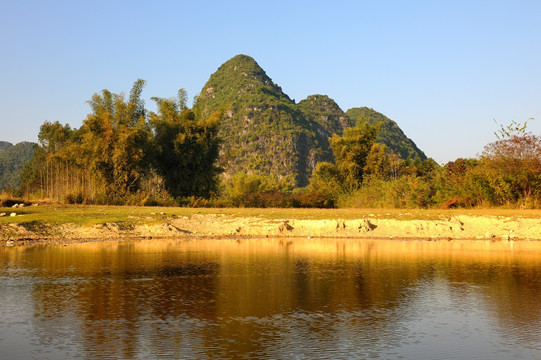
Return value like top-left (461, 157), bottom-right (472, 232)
top-left (0, 142), bottom-right (36, 190)
top-left (346, 107), bottom-right (427, 160)
top-left (196, 55), bottom-right (326, 186)
top-left (297, 95), bottom-right (355, 136)
top-left (195, 55), bottom-right (428, 186)
top-left (0, 141), bottom-right (12, 153)
top-left (297, 94), bottom-right (356, 165)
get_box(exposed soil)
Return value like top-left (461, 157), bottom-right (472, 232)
top-left (1, 212), bottom-right (540, 245)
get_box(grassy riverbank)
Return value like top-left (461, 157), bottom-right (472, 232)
top-left (1, 205), bottom-right (540, 244)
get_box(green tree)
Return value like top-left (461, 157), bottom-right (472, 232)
top-left (482, 133), bottom-right (541, 207)
top-left (0, 142), bottom-right (35, 191)
top-left (415, 158), bottom-right (440, 179)
top-left (150, 91), bottom-right (222, 198)
top-left (80, 79), bottom-right (152, 198)
top-left (308, 161), bottom-right (343, 206)
top-left (329, 123), bottom-right (380, 189)
top-left (23, 121), bottom-right (78, 200)
top-left (363, 143), bottom-right (389, 180)
top-left (346, 107), bottom-right (427, 160)
top-left (430, 158), bottom-right (491, 207)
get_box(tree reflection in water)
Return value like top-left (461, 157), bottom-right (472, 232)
top-left (1, 238), bottom-right (540, 359)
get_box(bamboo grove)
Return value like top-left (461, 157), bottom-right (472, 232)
top-left (19, 80), bottom-right (222, 204)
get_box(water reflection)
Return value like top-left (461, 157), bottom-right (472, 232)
top-left (1, 238), bottom-right (541, 359)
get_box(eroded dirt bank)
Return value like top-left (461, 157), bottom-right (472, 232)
top-left (1, 212), bottom-right (540, 245)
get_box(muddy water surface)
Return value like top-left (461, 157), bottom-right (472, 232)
top-left (1, 238), bottom-right (541, 359)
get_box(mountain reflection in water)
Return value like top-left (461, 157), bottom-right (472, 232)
top-left (1, 238), bottom-right (540, 359)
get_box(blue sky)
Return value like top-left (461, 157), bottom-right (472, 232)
top-left (2, 0), bottom-right (540, 163)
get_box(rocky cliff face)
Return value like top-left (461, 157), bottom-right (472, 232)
top-left (298, 94), bottom-right (355, 137)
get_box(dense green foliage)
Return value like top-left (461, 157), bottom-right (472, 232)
top-left (481, 134), bottom-right (541, 207)
top-left (329, 123), bottom-right (380, 189)
top-left (151, 92), bottom-right (222, 198)
top-left (0, 142), bottom-right (35, 190)
top-left (195, 55), bottom-right (427, 188)
top-left (81, 79), bottom-right (152, 197)
top-left (297, 94), bottom-right (355, 139)
top-left (195, 54), bottom-right (320, 186)
top-left (346, 107), bottom-right (426, 160)
top-left (0, 141), bottom-right (12, 153)
top-left (332, 121), bottom-right (541, 209)
top-left (220, 172), bottom-right (333, 208)
top-left (9, 54), bottom-right (539, 209)
top-left (297, 94), bottom-right (356, 166)
top-left (19, 80), bottom-right (223, 204)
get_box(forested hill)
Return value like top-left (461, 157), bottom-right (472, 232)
top-left (346, 107), bottom-right (427, 160)
top-left (0, 141), bottom-right (12, 153)
top-left (196, 55), bottom-right (328, 186)
top-left (297, 94), bottom-right (355, 137)
top-left (9, 55), bottom-right (429, 195)
top-left (296, 94), bottom-right (356, 167)
top-left (0, 141), bottom-right (35, 190)
top-left (196, 55), bottom-right (428, 186)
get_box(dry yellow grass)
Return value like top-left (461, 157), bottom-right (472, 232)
top-left (1, 204), bottom-right (541, 226)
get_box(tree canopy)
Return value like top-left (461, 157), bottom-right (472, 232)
top-left (346, 107), bottom-right (426, 160)
top-left (329, 123), bottom-right (380, 189)
top-left (151, 92), bottom-right (222, 198)
top-left (0, 142), bottom-right (35, 191)
top-left (19, 80), bottom-right (223, 203)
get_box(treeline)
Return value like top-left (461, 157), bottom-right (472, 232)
top-left (221, 120), bottom-right (540, 209)
top-left (314, 120), bottom-right (541, 209)
top-left (19, 80), bottom-right (222, 205)
top-left (17, 80), bottom-right (541, 209)
top-left (0, 142), bottom-right (35, 191)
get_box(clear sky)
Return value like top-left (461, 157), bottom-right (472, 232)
top-left (2, 0), bottom-right (540, 163)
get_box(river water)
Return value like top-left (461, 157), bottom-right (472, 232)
top-left (1, 238), bottom-right (540, 359)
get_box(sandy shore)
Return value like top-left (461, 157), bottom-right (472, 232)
top-left (1, 210), bottom-right (540, 245)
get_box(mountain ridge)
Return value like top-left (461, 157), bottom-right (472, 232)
top-left (196, 55), bottom-right (428, 186)
top-left (0, 141), bottom-right (35, 190)
top-left (196, 55), bottom-right (321, 186)
top-left (0, 141), bottom-right (12, 153)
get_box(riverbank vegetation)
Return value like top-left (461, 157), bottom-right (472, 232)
top-left (221, 119), bottom-right (540, 209)
top-left (6, 80), bottom-right (541, 209)
top-left (17, 80), bottom-right (221, 205)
